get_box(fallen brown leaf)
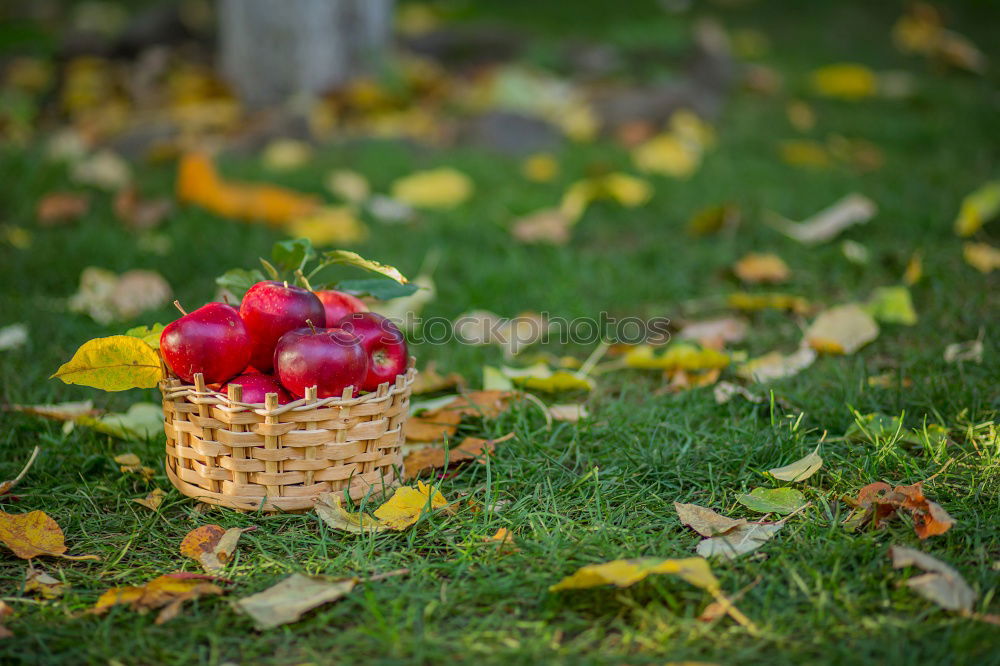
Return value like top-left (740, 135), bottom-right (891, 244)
top-left (733, 253), bottom-right (790, 284)
top-left (37, 192), bottom-right (89, 226)
top-left (133, 488), bottom-right (166, 511)
top-left (411, 363), bottom-right (465, 395)
top-left (0, 601), bottom-right (11, 639)
top-left (90, 572), bottom-right (225, 624)
top-left (511, 209), bottom-right (573, 245)
top-left (404, 433), bottom-right (515, 480)
top-left (180, 524), bottom-right (254, 572)
top-left (481, 527), bottom-right (519, 554)
top-left (113, 186), bottom-right (172, 231)
top-left (844, 481), bottom-right (954, 539)
top-left (25, 566), bottom-right (65, 599)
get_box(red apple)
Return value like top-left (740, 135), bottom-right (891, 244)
top-left (226, 372), bottom-right (292, 405)
top-left (239, 281), bottom-right (326, 372)
top-left (315, 289), bottom-right (368, 327)
top-left (335, 312), bottom-right (408, 391)
top-left (160, 302), bottom-right (251, 384)
top-left (273, 326), bottom-right (367, 398)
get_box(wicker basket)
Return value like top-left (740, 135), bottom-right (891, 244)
top-left (159, 359), bottom-right (416, 512)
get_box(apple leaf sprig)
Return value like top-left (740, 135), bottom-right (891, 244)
top-left (217, 238), bottom-right (418, 302)
top-left (53, 242), bottom-right (411, 392)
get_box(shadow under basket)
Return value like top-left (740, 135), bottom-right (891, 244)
top-left (160, 359), bottom-right (416, 512)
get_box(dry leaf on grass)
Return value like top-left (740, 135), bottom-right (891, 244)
top-left (622, 344), bottom-right (729, 372)
top-left (805, 304), bottom-right (879, 354)
top-left (499, 364), bottom-right (594, 392)
top-left (809, 63), bottom-right (877, 100)
top-left (68, 267), bottom-right (172, 324)
top-left (0, 446), bottom-right (40, 496)
top-left (0, 323), bottom-right (28, 351)
top-left (315, 482), bottom-right (449, 534)
top-left (674, 502), bottom-right (747, 537)
top-left (403, 433), bottom-right (514, 480)
top-left (176, 153), bottom-right (320, 225)
top-left (481, 528), bottom-right (519, 554)
top-left (287, 206), bottom-right (368, 246)
top-left (403, 409), bottom-right (461, 442)
top-left (0, 510), bottom-right (98, 561)
top-left (37, 192), bottom-right (89, 226)
top-left (547, 403), bottom-right (589, 423)
top-left (24, 566), bottom-right (65, 599)
top-left (90, 572), bottom-right (225, 624)
top-left (954, 181), bottom-right (1000, 237)
top-left (70, 150), bottom-right (131, 190)
top-left (113, 453), bottom-right (155, 481)
top-left (686, 203), bottom-right (741, 237)
top-left (727, 292), bottom-right (811, 315)
top-left (768, 446), bottom-right (823, 482)
top-left (133, 488), bottom-right (166, 511)
top-left (889, 546), bottom-right (975, 613)
top-left (113, 186), bottom-right (171, 231)
top-left (261, 139), bottom-right (312, 171)
top-left (865, 286), bottom-right (917, 325)
top-left (737, 488), bottom-right (807, 515)
top-left (843, 481), bottom-right (954, 539)
top-left (963, 242), bottom-right (1000, 273)
top-left (521, 153), bottom-right (558, 182)
top-left (768, 193), bottom-right (876, 245)
top-left (550, 556), bottom-right (757, 632)
top-left (733, 253), bottom-right (790, 284)
top-left (235, 574), bottom-right (357, 630)
top-left (511, 209), bottom-right (573, 245)
top-left (944, 338), bottom-right (983, 364)
top-left (373, 482), bottom-right (448, 530)
top-left (410, 363), bottom-right (464, 395)
top-left (713, 381), bottom-right (764, 405)
top-left (314, 494), bottom-right (389, 534)
top-left (326, 169), bottom-right (370, 204)
top-left (391, 168), bottom-right (472, 209)
top-left (180, 524), bottom-right (254, 572)
top-left (735, 346), bottom-right (816, 383)
top-left (678, 317), bottom-right (747, 348)
top-left (696, 523), bottom-right (783, 561)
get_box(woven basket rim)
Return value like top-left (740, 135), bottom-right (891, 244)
top-left (159, 357), bottom-right (417, 418)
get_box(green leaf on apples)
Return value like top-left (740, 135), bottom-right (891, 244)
top-left (272, 238), bottom-right (315, 275)
top-left (217, 268), bottom-right (266, 299)
top-left (124, 323), bottom-right (165, 350)
top-left (321, 250), bottom-right (407, 284)
top-left (336, 278), bottom-right (419, 301)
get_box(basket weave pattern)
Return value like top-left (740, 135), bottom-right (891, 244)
top-left (160, 363), bottom-right (415, 512)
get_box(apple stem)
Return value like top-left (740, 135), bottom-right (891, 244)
top-left (306, 319), bottom-right (318, 334)
top-left (222, 293), bottom-right (231, 305)
top-left (173, 300), bottom-right (188, 316)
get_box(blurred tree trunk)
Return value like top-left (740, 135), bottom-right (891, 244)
top-left (218, 0), bottom-right (394, 107)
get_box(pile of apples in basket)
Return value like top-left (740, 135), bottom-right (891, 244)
top-left (53, 241), bottom-right (418, 400)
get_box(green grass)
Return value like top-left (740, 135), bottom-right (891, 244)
top-left (1, 1), bottom-right (999, 664)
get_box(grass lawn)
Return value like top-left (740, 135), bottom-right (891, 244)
top-left (1, 1), bottom-right (998, 664)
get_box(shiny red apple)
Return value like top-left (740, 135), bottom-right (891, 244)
top-left (273, 326), bottom-right (367, 398)
top-left (160, 302), bottom-right (251, 384)
top-left (226, 372), bottom-right (292, 404)
top-left (335, 312), bottom-right (408, 391)
top-left (315, 289), bottom-right (368, 327)
top-left (239, 281), bottom-right (326, 372)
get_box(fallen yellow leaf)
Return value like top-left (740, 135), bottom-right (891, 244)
top-left (805, 304), bottom-right (880, 354)
top-left (733, 253), bottom-right (790, 284)
top-left (287, 206), bottom-right (368, 246)
top-left (521, 153), bottom-right (559, 182)
top-left (954, 181), bottom-right (1000, 236)
top-left (391, 168), bottom-right (473, 209)
top-left (809, 63), bottom-right (878, 100)
top-left (0, 510), bottom-right (99, 561)
top-left (963, 242), bottom-right (1000, 273)
top-left (372, 481), bottom-right (448, 530)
